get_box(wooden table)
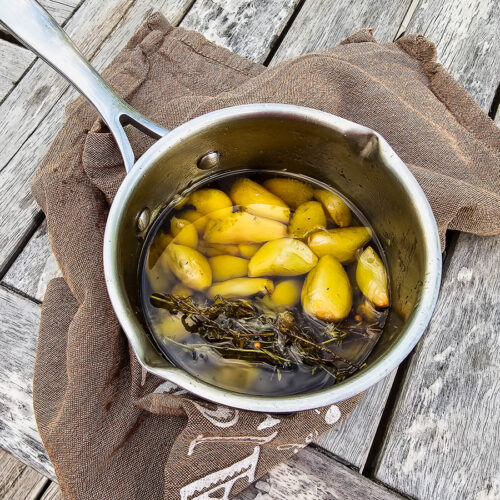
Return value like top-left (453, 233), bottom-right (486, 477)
top-left (0, 1), bottom-right (499, 498)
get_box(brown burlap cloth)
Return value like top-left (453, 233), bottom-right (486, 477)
top-left (31, 13), bottom-right (500, 500)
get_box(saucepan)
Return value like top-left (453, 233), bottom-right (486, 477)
top-left (1, 0), bottom-right (441, 412)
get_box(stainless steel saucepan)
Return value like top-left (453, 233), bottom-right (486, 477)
top-left (1, 0), bottom-right (441, 412)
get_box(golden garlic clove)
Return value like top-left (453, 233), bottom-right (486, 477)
top-left (313, 189), bottom-right (351, 227)
top-left (187, 188), bottom-right (233, 218)
top-left (248, 238), bottom-right (318, 277)
top-left (262, 177), bottom-right (314, 209)
top-left (270, 279), bottom-right (302, 308)
top-left (238, 243), bottom-right (261, 258)
top-left (208, 277), bottom-right (274, 299)
top-left (147, 232), bottom-right (173, 268)
top-left (198, 241), bottom-right (241, 257)
top-left (177, 208), bottom-right (208, 233)
top-left (203, 211), bottom-right (287, 244)
top-left (165, 244), bottom-right (212, 291)
top-left (229, 178), bottom-right (290, 223)
top-left (170, 217), bottom-right (198, 248)
top-left (171, 283), bottom-right (193, 298)
top-left (289, 201), bottom-right (327, 238)
top-left (308, 226), bottom-right (372, 262)
top-left (301, 255), bottom-right (352, 321)
top-left (156, 314), bottom-right (189, 342)
top-left (209, 255), bottom-right (249, 282)
top-left (356, 246), bottom-right (389, 308)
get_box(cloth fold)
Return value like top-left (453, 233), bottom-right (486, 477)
top-left (32, 13), bottom-right (499, 500)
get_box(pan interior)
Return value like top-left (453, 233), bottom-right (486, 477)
top-left (111, 110), bottom-right (434, 402)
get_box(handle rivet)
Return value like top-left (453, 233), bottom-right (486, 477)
top-left (197, 151), bottom-right (221, 170)
top-left (137, 208), bottom-right (151, 232)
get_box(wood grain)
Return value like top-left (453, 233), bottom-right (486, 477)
top-left (0, 287), bottom-right (54, 479)
top-left (404, 0), bottom-right (500, 112)
top-left (182, 0), bottom-right (302, 62)
top-left (315, 371), bottom-right (396, 470)
top-left (374, 234), bottom-right (500, 499)
top-left (0, 40), bottom-right (35, 102)
top-left (41, 481), bottom-right (62, 500)
top-left (0, 0), bottom-right (194, 276)
top-left (0, 448), bottom-right (48, 500)
top-left (0, 0), bottom-right (133, 172)
top-left (271, 0), bottom-right (413, 64)
top-left (2, 221), bottom-right (61, 302)
top-left (0, 0), bottom-right (80, 35)
top-left (238, 446), bottom-right (402, 499)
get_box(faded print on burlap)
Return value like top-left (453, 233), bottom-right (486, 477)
top-left (32, 13), bottom-right (499, 500)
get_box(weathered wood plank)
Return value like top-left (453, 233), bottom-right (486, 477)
top-left (374, 234), bottom-right (500, 499)
top-left (0, 40), bottom-right (35, 102)
top-left (0, 448), bottom-right (48, 500)
top-left (271, 0), bottom-right (414, 64)
top-left (315, 371), bottom-right (396, 470)
top-left (41, 481), bottom-right (62, 500)
top-left (0, 0), bottom-right (80, 35)
top-left (0, 0), bottom-right (194, 276)
top-left (404, 0), bottom-right (500, 112)
top-left (0, 287), bottom-right (54, 479)
top-left (0, 0), bottom-right (134, 172)
top-left (238, 447), bottom-right (402, 499)
top-left (182, 0), bottom-right (302, 62)
top-left (2, 221), bottom-right (61, 302)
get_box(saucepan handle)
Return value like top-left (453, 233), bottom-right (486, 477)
top-left (0, 0), bottom-right (169, 172)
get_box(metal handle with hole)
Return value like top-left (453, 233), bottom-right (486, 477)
top-left (0, 0), bottom-right (169, 172)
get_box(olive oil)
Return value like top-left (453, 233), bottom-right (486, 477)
top-left (140, 170), bottom-right (390, 396)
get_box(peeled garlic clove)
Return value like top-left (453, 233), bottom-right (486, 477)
top-left (165, 244), bottom-right (212, 291)
top-left (188, 188), bottom-right (233, 218)
top-left (313, 189), bottom-right (351, 227)
top-left (238, 243), bottom-right (260, 258)
top-left (204, 211), bottom-right (287, 244)
top-left (301, 255), bottom-right (352, 321)
top-left (263, 178), bottom-right (314, 209)
top-left (198, 241), bottom-right (241, 257)
top-left (171, 283), bottom-right (193, 297)
top-left (170, 217), bottom-right (198, 248)
top-left (156, 314), bottom-right (189, 342)
top-left (248, 238), bottom-right (318, 277)
top-left (208, 277), bottom-right (274, 299)
top-left (356, 246), bottom-right (389, 308)
top-left (147, 232), bottom-right (173, 268)
top-left (308, 226), bottom-right (372, 262)
top-left (289, 201), bottom-right (326, 238)
top-left (177, 208), bottom-right (208, 233)
top-left (229, 178), bottom-right (290, 223)
top-left (209, 255), bottom-right (249, 282)
top-left (270, 279), bottom-right (301, 308)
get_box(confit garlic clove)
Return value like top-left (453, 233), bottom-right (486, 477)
top-left (170, 217), bottom-right (198, 248)
top-left (313, 188), bottom-right (351, 227)
top-left (208, 255), bottom-right (249, 282)
top-left (308, 226), bottom-right (372, 262)
top-left (203, 211), bottom-right (287, 244)
top-left (176, 208), bottom-right (208, 233)
top-left (229, 178), bottom-right (290, 223)
top-left (289, 200), bottom-right (327, 238)
top-left (356, 246), bottom-right (389, 308)
top-left (248, 238), bottom-right (318, 277)
top-left (187, 188), bottom-right (233, 218)
top-left (262, 177), bottom-right (314, 209)
top-left (208, 277), bottom-right (274, 299)
top-left (270, 279), bottom-right (301, 308)
top-left (301, 255), bottom-right (352, 321)
top-left (165, 244), bottom-right (212, 291)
